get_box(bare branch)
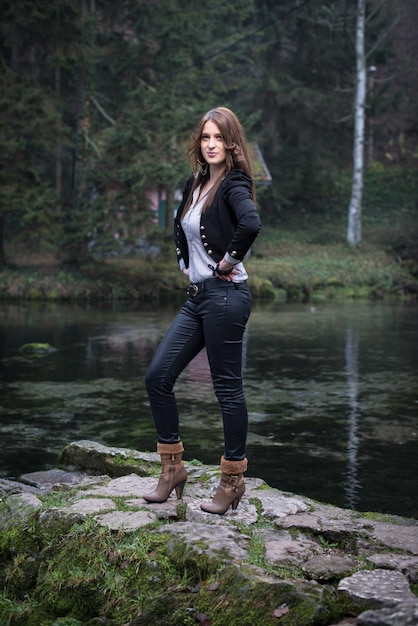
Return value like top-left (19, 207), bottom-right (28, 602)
top-left (90, 94), bottom-right (116, 126)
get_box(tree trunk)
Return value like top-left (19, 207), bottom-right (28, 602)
top-left (165, 184), bottom-right (175, 230)
top-left (347, 0), bottom-right (366, 248)
top-left (55, 65), bottom-right (63, 208)
top-left (0, 216), bottom-right (5, 265)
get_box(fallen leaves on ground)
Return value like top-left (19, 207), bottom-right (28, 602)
top-left (273, 603), bottom-right (289, 618)
top-left (196, 612), bottom-right (212, 625)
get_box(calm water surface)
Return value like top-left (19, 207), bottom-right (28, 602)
top-left (0, 299), bottom-right (417, 518)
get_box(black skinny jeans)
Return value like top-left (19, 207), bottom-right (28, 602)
top-left (145, 279), bottom-right (252, 460)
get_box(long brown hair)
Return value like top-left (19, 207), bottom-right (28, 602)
top-left (182, 107), bottom-right (256, 218)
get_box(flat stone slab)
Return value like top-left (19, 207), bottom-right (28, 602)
top-left (0, 478), bottom-right (42, 495)
top-left (68, 497), bottom-right (117, 515)
top-left (246, 487), bottom-right (310, 520)
top-left (271, 503), bottom-right (418, 560)
top-left (278, 509), bottom-right (374, 537)
top-left (0, 492), bottom-right (43, 530)
top-left (366, 553), bottom-right (418, 580)
top-left (39, 506), bottom-right (85, 531)
top-left (186, 497), bottom-right (259, 525)
top-left (19, 469), bottom-right (107, 491)
top-left (96, 510), bottom-right (156, 531)
top-left (77, 473), bottom-right (156, 498)
top-left (159, 521), bottom-right (250, 563)
top-left (357, 599), bottom-right (418, 626)
top-left (368, 521), bottom-right (418, 555)
top-left (303, 554), bottom-right (360, 581)
top-left (261, 528), bottom-right (322, 566)
top-left (338, 569), bottom-right (416, 610)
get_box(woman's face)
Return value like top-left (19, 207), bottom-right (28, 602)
top-left (200, 120), bottom-right (226, 172)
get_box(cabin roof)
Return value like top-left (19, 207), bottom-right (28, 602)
top-left (248, 142), bottom-right (272, 184)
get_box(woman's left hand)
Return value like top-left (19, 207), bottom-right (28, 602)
top-left (216, 262), bottom-right (238, 282)
top-left (208, 262), bottom-right (238, 281)
top-left (219, 272), bottom-right (238, 282)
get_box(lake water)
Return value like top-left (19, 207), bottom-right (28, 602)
top-left (0, 299), bottom-right (417, 519)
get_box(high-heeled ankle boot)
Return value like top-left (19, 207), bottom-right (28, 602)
top-left (143, 441), bottom-right (187, 503)
top-left (200, 456), bottom-right (247, 515)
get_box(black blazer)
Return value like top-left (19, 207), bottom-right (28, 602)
top-left (174, 169), bottom-right (261, 268)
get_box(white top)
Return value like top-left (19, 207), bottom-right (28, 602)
top-left (181, 186), bottom-right (248, 284)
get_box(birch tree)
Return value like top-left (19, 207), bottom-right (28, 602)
top-left (347, 0), bottom-right (367, 247)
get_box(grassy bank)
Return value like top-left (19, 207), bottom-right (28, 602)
top-left (1, 165), bottom-right (417, 302)
top-left (1, 215), bottom-right (417, 303)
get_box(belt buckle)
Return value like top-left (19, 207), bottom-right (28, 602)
top-left (186, 284), bottom-right (199, 297)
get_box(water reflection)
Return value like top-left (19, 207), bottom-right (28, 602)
top-left (344, 327), bottom-right (361, 509)
top-left (0, 300), bottom-right (417, 518)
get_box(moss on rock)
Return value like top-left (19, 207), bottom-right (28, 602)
top-left (58, 441), bottom-right (157, 477)
top-left (1, 442), bottom-right (417, 625)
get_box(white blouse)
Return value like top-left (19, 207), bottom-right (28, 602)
top-left (181, 187), bottom-right (248, 284)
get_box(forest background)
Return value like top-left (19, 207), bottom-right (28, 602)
top-left (1, 0), bottom-right (417, 301)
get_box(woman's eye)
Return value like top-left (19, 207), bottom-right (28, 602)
top-left (201, 134), bottom-right (223, 141)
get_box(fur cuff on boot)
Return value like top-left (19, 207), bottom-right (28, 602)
top-left (220, 456), bottom-right (248, 475)
top-left (157, 441), bottom-right (184, 455)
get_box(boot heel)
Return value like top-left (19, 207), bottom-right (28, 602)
top-left (200, 457), bottom-right (247, 515)
top-left (174, 479), bottom-right (187, 499)
top-left (143, 442), bottom-right (187, 503)
top-left (231, 497), bottom-right (240, 511)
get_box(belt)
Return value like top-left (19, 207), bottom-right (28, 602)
top-left (186, 278), bottom-right (246, 297)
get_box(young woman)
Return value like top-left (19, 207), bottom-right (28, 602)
top-left (144, 107), bottom-right (261, 514)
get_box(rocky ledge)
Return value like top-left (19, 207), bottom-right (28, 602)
top-left (0, 440), bottom-right (417, 626)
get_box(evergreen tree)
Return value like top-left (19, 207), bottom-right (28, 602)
top-left (0, 0), bottom-right (415, 265)
top-left (80, 0), bottom-right (257, 252)
top-left (0, 0), bottom-right (89, 263)
top-left (249, 0), bottom-right (360, 217)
